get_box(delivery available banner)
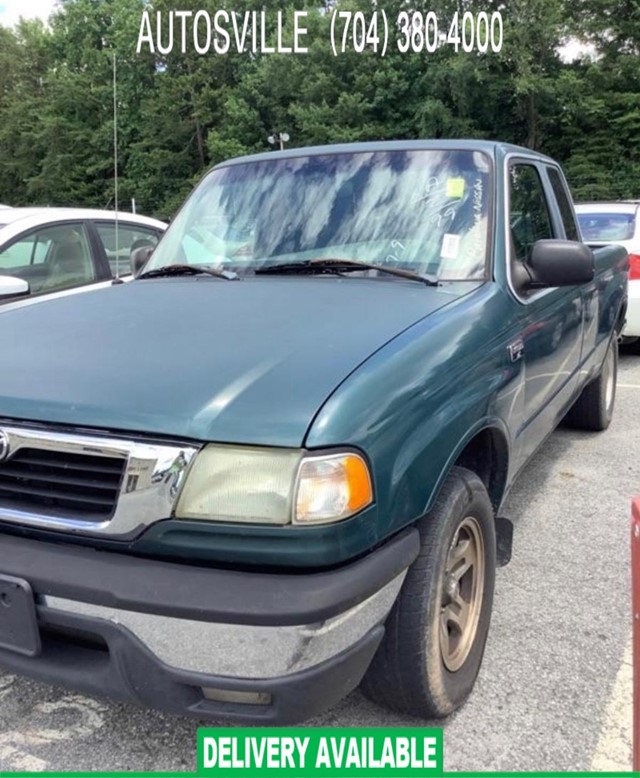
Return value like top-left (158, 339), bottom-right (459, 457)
top-left (198, 728), bottom-right (442, 775)
top-left (2, 728), bottom-right (633, 777)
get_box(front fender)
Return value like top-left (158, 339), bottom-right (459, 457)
top-left (305, 284), bottom-right (522, 545)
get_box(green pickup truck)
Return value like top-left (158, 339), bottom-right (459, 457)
top-left (0, 141), bottom-right (628, 723)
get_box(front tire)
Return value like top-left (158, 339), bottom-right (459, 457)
top-left (565, 337), bottom-right (617, 431)
top-left (361, 466), bottom-right (496, 718)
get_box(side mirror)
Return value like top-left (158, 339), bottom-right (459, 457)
top-left (130, 246), bottom-right (154, 278)
top-left (0, 275), bottom-right (29, 300)
top-left (527, 239), bottom-right (595, 287)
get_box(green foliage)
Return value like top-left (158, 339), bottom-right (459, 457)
top-left (0, 0), bottom-right (638, 217)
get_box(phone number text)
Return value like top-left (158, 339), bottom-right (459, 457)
top-left (330, 10), bottom-right (503, 56)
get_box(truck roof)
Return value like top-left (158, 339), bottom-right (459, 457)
top-left (213, 139), bottom-right (556, 169)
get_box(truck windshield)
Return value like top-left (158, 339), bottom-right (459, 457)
top-left (147, 149), bottom-right (492, 281)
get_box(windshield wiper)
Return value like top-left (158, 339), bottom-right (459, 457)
top-left (138, 264), bottom-right (239, 281)
top-left (255, 257), bottom-right (440, 287)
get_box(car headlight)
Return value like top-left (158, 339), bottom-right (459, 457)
top-left (293, 453), bottom-right (373, 524)
top-left (175, 445), bottom-right (373, 525)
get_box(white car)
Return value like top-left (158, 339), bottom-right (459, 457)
top-left (0, 208), bottom-right (166, 306)
top-left (576, 201), bottom-right (640, 342)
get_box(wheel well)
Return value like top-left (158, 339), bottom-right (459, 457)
top-left (453, 428), bottom-right (509, 511)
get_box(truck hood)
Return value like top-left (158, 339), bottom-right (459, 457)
top-left (0, 277), bottom-right (454, 446)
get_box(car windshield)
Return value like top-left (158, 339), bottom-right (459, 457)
top-left (146, 149), bottom-right (492, 281)
top-left (577, 212), bottom-right (636, 241)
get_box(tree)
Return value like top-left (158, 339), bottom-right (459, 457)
top-left (0, 0), bottom-right (638, 214)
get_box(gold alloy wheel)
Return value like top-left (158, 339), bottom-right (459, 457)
top-left (439, 516), bottom-right (485, 672)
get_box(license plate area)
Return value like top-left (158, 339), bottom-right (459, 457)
top-left (0, 574), bottom-right (41, 657)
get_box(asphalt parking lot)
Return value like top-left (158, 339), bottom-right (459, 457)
top-left (0, 348), bottom-right (637, 773)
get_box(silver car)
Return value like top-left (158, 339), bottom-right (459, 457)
top-left (0, 208), bottom-right (166, 305)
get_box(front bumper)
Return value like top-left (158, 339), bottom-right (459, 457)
top-left (0, 529), bottom-right (418, 723)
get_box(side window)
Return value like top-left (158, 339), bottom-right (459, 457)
top-left (95, 223), bottom-right (160, 276)
top-left (32, 238), bottom-right (51, 264)
top-left (0, 223), bottom-right (94, 295)
top-left (0, 233), bottom-right (50, 269)
top-left (509, 164), bottom-right (554, 264)
top-left (547, 167), bottom-right (580, 241)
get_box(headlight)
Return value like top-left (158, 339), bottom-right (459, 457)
top-left (175, 445), bottom-right (373, 525)
top-left (175, 445), bottom-right (301, 524)
top-left (293, 453), bottom-right (373, 525)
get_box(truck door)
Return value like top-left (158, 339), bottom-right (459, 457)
top-left (546, 164), bottom-right (599, 367)
top-left (507, 160), bottom-right (583, 462)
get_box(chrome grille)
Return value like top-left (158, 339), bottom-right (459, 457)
top-left (0, 447), bottom-right (126, 521)
top-left (0, 424), bottom-right (199, 538)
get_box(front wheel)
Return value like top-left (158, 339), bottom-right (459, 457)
top-left (361, 466), bottom-right (496, 718)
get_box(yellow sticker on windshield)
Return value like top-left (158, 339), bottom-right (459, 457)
top-left (446, 178), bottom-right (465, 198)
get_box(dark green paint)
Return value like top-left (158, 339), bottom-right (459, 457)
top-left (0, 276), bottom-right (454, 446)
top-left (0, 142), bottom-right (628, 568)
